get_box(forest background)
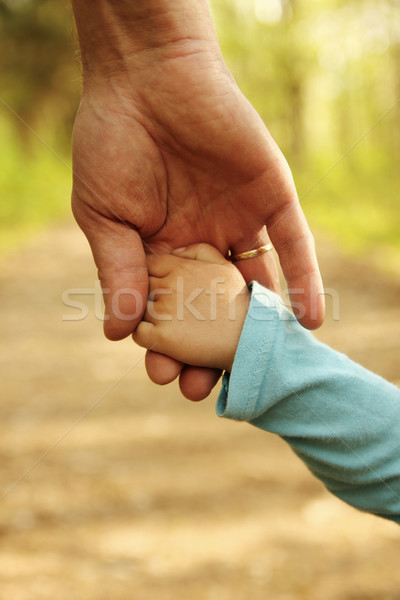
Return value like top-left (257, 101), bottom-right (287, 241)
top-left (0, 0), bottom-right (399, 273)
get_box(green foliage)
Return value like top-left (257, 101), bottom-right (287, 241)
top-left (0, 0), bottom-right (78, 254)
top-left (297, 146), bottom-right (400, 271)
top-left (0, 0), bottom-right (399, 270)
top-left (0, 116), bottom-right (72, 255)
top-left (0, 0), bottom-right (80, 140)
top-left (210, 0), bottom-right (400, 270)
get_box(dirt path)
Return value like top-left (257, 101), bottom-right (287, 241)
top-left (0, 225), bottom-right (399, 600)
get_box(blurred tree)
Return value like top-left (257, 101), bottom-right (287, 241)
top-left (211, 0), bottom-right (312, 164)
top-left (0, 0), bottom-right (397, 261)
top-left (210, 0), bottom-right (400, 266)
top-left (0, 0), bottom-right (79, 147)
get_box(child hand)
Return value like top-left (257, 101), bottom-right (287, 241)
top-left (133, 244), bottom-right (249, 372)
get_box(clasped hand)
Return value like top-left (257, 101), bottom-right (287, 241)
top-left (71, 28), bottom-right (324, 400)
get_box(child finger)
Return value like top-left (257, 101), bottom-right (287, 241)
top-left (148, 275), bottom-right (162, 299)
top-left (132, 321), bottom-right (157, 350)
top-left (143, 298), bottom-right (172, 324)
top-left (172, 243), bottom-right (227, 264)
top-left (146, 253), bottom-right (182, 277)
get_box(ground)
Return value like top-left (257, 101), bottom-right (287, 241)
top-left (0, 224), bottom-right (399, 600)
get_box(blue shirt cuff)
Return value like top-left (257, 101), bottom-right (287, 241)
top-left (216, 282), bottom-right (293, 421)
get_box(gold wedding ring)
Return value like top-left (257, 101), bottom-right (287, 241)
top-left (230, 243), bottom-right (273, 262)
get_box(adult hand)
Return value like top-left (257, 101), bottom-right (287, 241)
top-left (71, 0), bottom-right (324, 400)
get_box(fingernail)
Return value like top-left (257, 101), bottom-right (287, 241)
top-left (173, 247), bottom-right (187, 253)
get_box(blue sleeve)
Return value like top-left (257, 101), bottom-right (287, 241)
top-left (216, 282), bottom-right (400, 524)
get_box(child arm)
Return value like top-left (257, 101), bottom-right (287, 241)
top-left (134, 245), bottom-right (400, 523)
top-left (218, 281), bottom-right (400, 524)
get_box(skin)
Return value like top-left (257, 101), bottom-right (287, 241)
top-left (71, 0), bottom-right (324, 400)
top-left (133, 244), bottom-right (250, 374)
